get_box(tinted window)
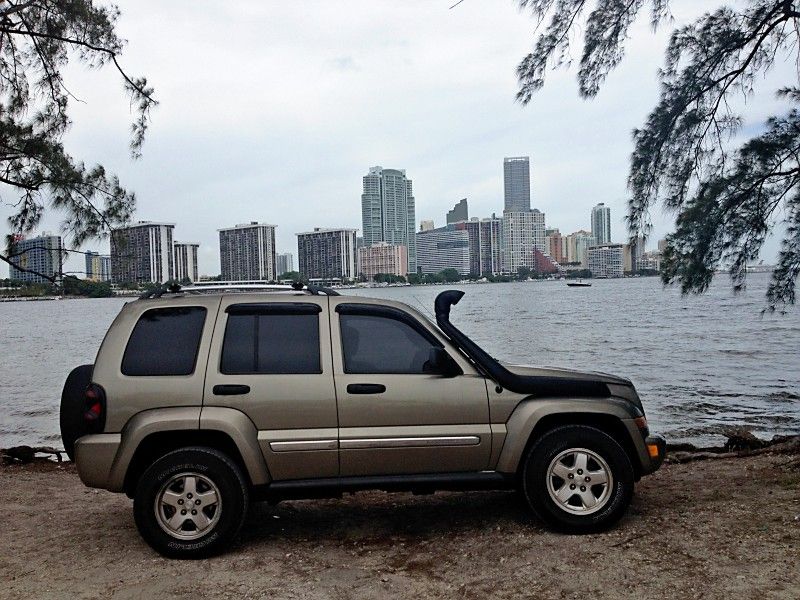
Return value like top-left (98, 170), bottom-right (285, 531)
top-left (220, 314), bottom-right (321, 374)
top-left (122, 307), bottom-right (207, 376)
top-left (340, 314), bottom-right (437, 374)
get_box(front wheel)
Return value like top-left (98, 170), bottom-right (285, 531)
top-left (133, 447), bottom-right (249, 558)
top-left (521, 425), bottom-right (634, 533)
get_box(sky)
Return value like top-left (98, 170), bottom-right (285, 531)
top-left (1, 0), bottom-right (795, 277)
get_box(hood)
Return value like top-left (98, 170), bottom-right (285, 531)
top-left (501, 363), bottom-right (633, 387)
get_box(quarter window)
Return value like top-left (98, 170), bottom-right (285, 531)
top-left (339, 314), bottom-right (437, 374)
top-left (122, 307), bottom-right (207, 376)
top-left (221, 313), bottom-right (321, 374)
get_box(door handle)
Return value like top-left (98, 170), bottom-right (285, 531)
top-left (346, 383), bottom-right (386, 394)
top-left (212, 384), bottom-right (251, 396)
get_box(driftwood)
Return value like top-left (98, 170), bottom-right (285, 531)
top-left (0, 446), bottom-right (65, 464)
top-left (666, 430), bottom-right (800, 464)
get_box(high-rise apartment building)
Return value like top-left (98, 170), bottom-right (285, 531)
top-left (454, 217), bottom-right (503, 276)
top-left (503, 156), bottom-right (531, 212)
top-left (296, 227), bottom-right (357, 282)
top-left (84, 251), bottom-right (111, 282)
top-left (9, 233), bottom-right (63, 284)
top-left (446, 198), bottom-right (468, 224)
top-left (416, 226), bottom-right (470, 275)
top-left (361, 166), bottom-right (416, 273)
top-left (545, 228), bottom-right (564, 264)
top-left (174, 242), bottom-right (199, 282)
top-left (591, 203), bottom-right (612, 245)
top-left (276, 252), bottom-right (294, 275)
top-left (588, 244), bottom-right (624, 278)
top-left (218, 222), bottom-right (276, 282)
top-left (502, 209), bottom-right (545, 273)
top-left (111, 221), bottom-right (174, 284)
top-left (357, 242), bottom-right (408, 280)
top-left (564, 230), bottom-right (596, 266)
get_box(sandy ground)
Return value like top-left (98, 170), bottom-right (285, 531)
top-left (0, 453), bottom-right (798, 600)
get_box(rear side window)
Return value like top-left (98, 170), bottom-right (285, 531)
top-left (220, 313), bottom-right (321, 374)
top-left (122, 307), bottom-right (207, 376)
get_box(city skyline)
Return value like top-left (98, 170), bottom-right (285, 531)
top-left (8, 154), bottom-right (668, 282)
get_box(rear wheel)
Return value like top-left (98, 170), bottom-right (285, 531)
top-left (133, 447), bottom-right (248, 558)
top-left (521, 425), bottom-right (634, 532)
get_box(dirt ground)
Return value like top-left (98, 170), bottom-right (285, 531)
top-left (0, 453), bottom-right (798, 600)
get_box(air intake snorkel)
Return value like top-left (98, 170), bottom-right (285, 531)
top-left (434, 290), bottom-right (610, 398)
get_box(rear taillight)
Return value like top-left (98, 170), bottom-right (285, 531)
top-left (83, 383), bottom-right (106, 433)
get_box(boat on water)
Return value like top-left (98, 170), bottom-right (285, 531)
top-left (566, 279), bottom-right (592, 287)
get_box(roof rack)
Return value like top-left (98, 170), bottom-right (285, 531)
top-left (138, 282), bottom-right (340, 299)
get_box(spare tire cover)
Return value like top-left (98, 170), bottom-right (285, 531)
top-left (60, 364), bottom-right (94, 461)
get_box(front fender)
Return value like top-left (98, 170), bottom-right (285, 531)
top-left (494, 397), bottom-right (645, 474)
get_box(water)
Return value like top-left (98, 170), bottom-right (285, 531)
top-left (1, 274), bottom-right (798, 448)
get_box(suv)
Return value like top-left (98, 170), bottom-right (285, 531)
top-left (61, 284), bottom-right (665, 558)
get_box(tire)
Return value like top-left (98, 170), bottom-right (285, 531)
top-left (521, 425), bottom-right (634, 533)
top-left (60, 364), bottom-right (94, 461)
top-left (133, 447), bottom-right (249, 558)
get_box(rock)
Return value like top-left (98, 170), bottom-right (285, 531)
top-left (723, 428), bottom-right (766, 452)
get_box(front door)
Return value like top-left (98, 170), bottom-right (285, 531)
top-left (330, 299), bottom-right (491, 477)
top-left (203, 296), bottom-right (338, 480)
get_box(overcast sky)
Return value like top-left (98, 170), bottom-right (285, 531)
top-left (1, 0), bottom-right (794, 277)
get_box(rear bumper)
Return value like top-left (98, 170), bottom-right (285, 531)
top-left (642, 434), bottom-right (666, 474)
top-left (74, 433), bottom-right (121, 489)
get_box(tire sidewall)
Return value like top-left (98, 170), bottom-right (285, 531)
top-left (134, 448), bottom-right (248, 558)
top-left (522, 425), bottom-right (634, 533)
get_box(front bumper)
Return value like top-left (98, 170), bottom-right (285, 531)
top-left (643, 434), bottom-right (666, 473)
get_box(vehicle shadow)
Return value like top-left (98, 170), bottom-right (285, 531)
top-left (240, 490), bottom-right (541, 545)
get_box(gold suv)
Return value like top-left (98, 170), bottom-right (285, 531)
top-left (60, 284), bottom-right (665, 558)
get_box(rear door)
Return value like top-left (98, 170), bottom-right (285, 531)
top-left (203, 295), bottom-right (338, 480)
top-left (330, 299), bottom-right (491, 477)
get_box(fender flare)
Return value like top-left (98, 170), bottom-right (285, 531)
top-left (494, 397), bottom-right (643, 474)
top-left (107, 406), bottom-right (270, 491)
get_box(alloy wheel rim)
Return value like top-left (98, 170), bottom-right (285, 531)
top-left (546, 448), bottom-right (613, 515)
top-left (154, 472), bottom-right (222, 540)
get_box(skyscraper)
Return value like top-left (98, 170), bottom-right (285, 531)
top-left (454, 216), bottom-right (503, 276)
top-left (111, 221), bottom-right (174, 284)
top-left (357, 242), bottom-right (408, 280)
top-left (416, 225), bottom-right (470, 275)
top-left (361, 166), bottom-right (416, 274)
top-left (276, 252), bottom-right (294, 275)
top-left (174, 242), bottom-right (199, 282)
top-left (503, 157), bottom-right (531, 212)
top-left (85, 251), bottom-right (111, 282)
top-left (588, 244), bottom-right (624, 278)
top-left (446, 198), bottom-right (468, 224)
top-left (502, 209), bottom-right (546, 273)
top-left (591, 202), bottom-right (612, 245)
top-left (9, 233), bottom-right (63, 284)
top-left (218, 222), bottom-right (276, 281)
top-left (296, 227), bottom-right (357, 282)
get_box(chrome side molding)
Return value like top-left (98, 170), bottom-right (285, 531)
top-left (340, 436), bottom-right (481, 449)
top-left (269, 440), bottom-right (338, 452)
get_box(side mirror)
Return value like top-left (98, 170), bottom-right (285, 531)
top-left (425, 347), bottom-right (462, 377)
